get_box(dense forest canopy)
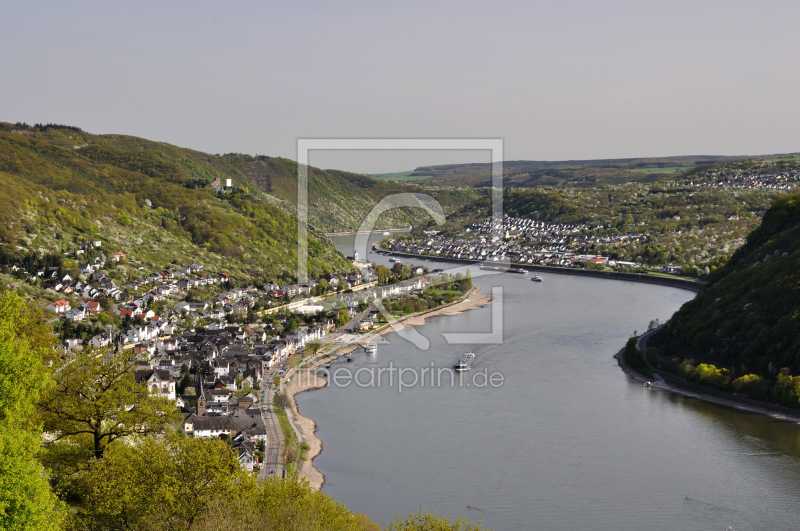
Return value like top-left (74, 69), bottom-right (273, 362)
top-left (662, 192), bottom-right (800, 403)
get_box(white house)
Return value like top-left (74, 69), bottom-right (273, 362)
top-left (146, 369), bottom-right (176, 401)
top-left (90, 331), bottom-right (113, 348)
top-left (47, 299), bottom-right (71, 314)
top-left (183, 415), bottom-right (233, 438)
top-left (64, 307), bottom-right (86, 322)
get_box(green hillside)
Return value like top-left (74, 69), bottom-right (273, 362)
top-left (662, 192), bottom-right (800, 404)
top-left (0, 123), bottom-right (351, 282)
top-left (215, 154), bottom-right (480, 232)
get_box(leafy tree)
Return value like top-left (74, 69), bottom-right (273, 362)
top-left (38, 348), bottom-right (183, 495)
top-left (0, 291), bottom-right (63, 531)
top-left (335, 308), bottom-right (349, 328)
top-left (385, 507), bottom-right (487, 530)
top-left (192, 478), bottom-right (380, 531)
top-left (273, 392), bottom-right (292, 411)
top-left (305, 341), bottom-right (322, 357)
top-left (71, 433), bottom-right (247, 531)
top-left (177, 371), bottom-right (193, 396)
top-left (732, 374), bottom-right (769, 399)
top-left (623, 337), bottom-right (645, 369)
top-left (377, 265), bottom-right (392, 285)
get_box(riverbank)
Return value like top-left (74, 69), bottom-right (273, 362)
top-left (614, 343), bottom-right (800, 424)
top-left (283, 288), bottom-right (492, 490)
top-left (376, 248), bottom-right (706, 293)
top-left (372, 288), bottom-right (492, 333)
top-left (284, 370), bottom-right (328, 490)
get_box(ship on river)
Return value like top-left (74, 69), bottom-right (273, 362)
top-left (454, 351), bottom-right (475, 371)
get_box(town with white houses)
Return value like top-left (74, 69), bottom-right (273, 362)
top-left (386, 217), bottom-right (649, 269)
top-left (4, 238), bottom-right (466, 476)
top-left (683, 169), bottom-right (800, 190)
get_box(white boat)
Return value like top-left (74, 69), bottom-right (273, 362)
top-left (365, 342), bottom-right (377, 354)
top-left (383, 231), bottom-right (391, 236)
top-left (531, 275), bottom-right (543, 282)
top-left (454, 351), bottom-right (475, 371)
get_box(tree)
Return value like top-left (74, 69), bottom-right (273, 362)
top-left (377, 266), bottom-right (391, 285)
top-left (97, 293), bottom-right (114, 313)
top-left (73, 432), bottom-right (248, 531)
top-left (306, 341), bottom-right (322, 357)
top-left (0, 291), bottom-right (63, 531)
top-left (192, 478), bottom-right (380, 531)
top-left (273, 392), bottom-right (292, 411)
top-left (335, 308), bottom-right (349, 328)
top-left (38, 348), bottom-right (183, 494)
top-left (177, 371), bottom-right (193, 396)
top-left (385, 507), bottom-right (487, 530)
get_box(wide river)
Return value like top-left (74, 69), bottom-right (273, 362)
top-left (296, 235), bottom-right (800, 529)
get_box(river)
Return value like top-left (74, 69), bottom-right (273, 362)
top-left (294, 235), bottom-right (800, 529)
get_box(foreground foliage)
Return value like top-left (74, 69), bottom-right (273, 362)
top-left (0, 291), bottom-right (488, 530)
top-left (38, 348), bottom-right (183, 501)
top-left (0, 291), bottom-right (62, 530)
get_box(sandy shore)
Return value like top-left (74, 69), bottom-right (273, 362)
top-left (614, 350), bottom-right (800, 424)
top-left (284, 370), bottom-right (328, 490)
top-left (362, 289), bottom-right (492, 341)
top-left (284, 289), bottom-right (493, 490)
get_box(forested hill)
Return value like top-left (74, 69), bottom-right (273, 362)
top-left (663, 192), bottom-right (800, 401)
top-left (216, 154), bottom-right (480, 232)
top-left (1, 123), bottom-right (481, 234)
top-left (0, 123), bottom-right (352, 281)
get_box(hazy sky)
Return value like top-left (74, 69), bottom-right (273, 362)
top-left (2, 1), bottom-right (799, 173)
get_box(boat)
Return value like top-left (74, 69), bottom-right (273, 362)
top-left (389, 257), bottom-right (402, 263)
top-left (383, 231), bottom-right (391, 236)
top-left (454, 351), bottom-right (475, 371)
top-left (531, 275), bottom-right (543, 282)
top-left (513, 269), bottom-right (528, 274)
top-left (364, 342), bottom-right (377, 354)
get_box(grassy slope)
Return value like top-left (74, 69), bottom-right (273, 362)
top-left (666, 192), bottom-right (800, 375)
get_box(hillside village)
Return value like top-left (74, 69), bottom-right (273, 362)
top-left (3, 236), bottom-right (474, 476)
top-left (388, 217), bottom-right (650, 269)
top-left (687, 169), bottom-right (800, 190)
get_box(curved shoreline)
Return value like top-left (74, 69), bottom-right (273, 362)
top-left (614, 339), bottom-right (800, 424)
top-left (285, 289), bottom-right (493, 490)
top-left (376, 249), bottom-right (706, 293)
top-left (284, 371), bottom-right (328, 490)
